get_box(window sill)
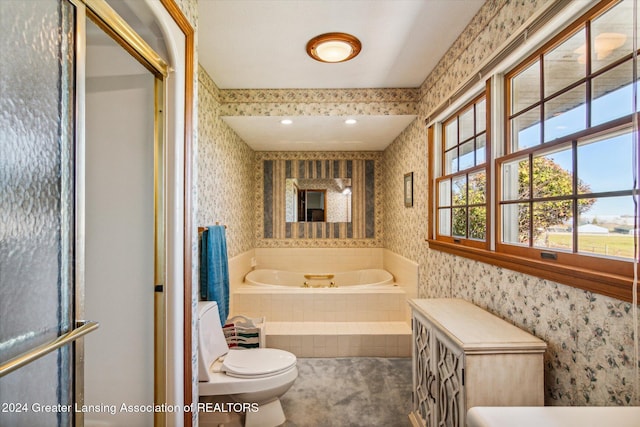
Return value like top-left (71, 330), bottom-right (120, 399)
top-left (427, 239), bottom-right (638, 303)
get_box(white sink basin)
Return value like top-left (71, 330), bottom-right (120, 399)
top-left (467, 406), bottom-right (640, 427)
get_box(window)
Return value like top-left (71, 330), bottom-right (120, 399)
top-left (500, 0), bottom-right (638, 278)
top-left (435, 93), bottom-right (489, 248)
top-left (429, 0), bottom-right (639, 302)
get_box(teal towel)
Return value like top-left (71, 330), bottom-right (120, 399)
top-left (199, 225), bottom-right (229, 325)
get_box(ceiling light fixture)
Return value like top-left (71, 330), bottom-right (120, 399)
top-left (280, 119), bottom-right (293, 125)
top-left (306, 32), bottom-right (362, 63)
top-left (345, 118), bottom-right (357, 125)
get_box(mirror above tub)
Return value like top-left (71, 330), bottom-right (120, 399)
top-left (285, 178), bottom-right (351, 223)
top-left (260, 155), bottom-right (379, 242)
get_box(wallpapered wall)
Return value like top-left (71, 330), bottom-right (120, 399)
top-left (197, 68), bottom-right (255, 258)
top-left (382, 0), bottom-right (638, 406)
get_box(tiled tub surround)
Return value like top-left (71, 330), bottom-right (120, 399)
top-left (234, 287), bottom-right (410, 357)
top-left (227, 248), bottom-right (418, 357)
top-left (247, 248), bottom-right (418, 318)
top-left (253, 248), bottom-right (383, 272)
top-left (235, 287), bottom-right (405, 322)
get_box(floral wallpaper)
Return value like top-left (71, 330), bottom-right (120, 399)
top-left (220, 88), bottom-right (418, 117)
top-left (380, 0), bottom-right (640, 407)
top-left (382, 119), bottom-right (428, 264)
top-left (427, 251), bottom-right (637, 406)
top-left (418, 0), bottom-right (554, 116)
top-left (197, 68), bottom-right (255, 258)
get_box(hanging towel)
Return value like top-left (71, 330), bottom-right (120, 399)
top-left (200, 225), bottom-right (230, 326)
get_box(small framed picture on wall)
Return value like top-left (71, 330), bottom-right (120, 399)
top-left (404, 172), bottom-right (413, 207)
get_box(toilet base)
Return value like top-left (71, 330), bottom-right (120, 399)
top-left (245, 399), bottom-right (285, 427)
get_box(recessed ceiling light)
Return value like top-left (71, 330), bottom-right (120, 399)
top-left (280, 119), bottom-right (293, 125)
top-left (345, 118), bottom-right (357, 125)
top-left (306, 32), bottom-right (361, 63)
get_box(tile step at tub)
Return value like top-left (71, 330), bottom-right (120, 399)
top-left (264, 321), bottom-right (412, 358)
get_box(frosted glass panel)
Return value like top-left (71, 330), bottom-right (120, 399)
top-left (0, 0), bottom-right (75, 425)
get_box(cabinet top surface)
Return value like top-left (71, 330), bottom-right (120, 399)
top-left (409, 298), bottom-right (546, 352)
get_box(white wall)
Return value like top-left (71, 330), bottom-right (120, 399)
top-left (84, 20), bottom-right (156, 426)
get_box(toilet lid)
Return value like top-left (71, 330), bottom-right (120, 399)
top-left (222, 348), bottom-right (296, 378)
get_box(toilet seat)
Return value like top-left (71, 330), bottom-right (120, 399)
top-left (222, 348), bottom-right (297, 379)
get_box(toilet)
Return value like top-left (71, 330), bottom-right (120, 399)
top-left (198, 301), bottom-right (298, 427)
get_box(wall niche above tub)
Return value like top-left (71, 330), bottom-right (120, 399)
top-left (256, 152), bottom-right (382, 248)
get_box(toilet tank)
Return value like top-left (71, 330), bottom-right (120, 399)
top-left (197, 301), bottom-right (230, 382)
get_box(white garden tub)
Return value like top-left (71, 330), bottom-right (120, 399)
top-left (244, 268), bottom-right (394, 288)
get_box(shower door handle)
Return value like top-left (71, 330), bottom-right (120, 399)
top-left (0, 320), bottom-right (99, 377)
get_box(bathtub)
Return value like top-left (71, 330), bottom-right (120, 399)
top-left (244, 268), bottom-right (394, 288)
top-left (232, 267), bottom-right (409, 356)
top-left (234, 268), bottom-right (406, 323)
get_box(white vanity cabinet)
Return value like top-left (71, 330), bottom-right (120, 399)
top-left (408, 299), bottom-right (547, 427)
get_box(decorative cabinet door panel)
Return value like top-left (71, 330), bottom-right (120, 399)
top-left (413, 317), bottom-right (435, 426)
top-left (435, 338), bottom-right (463, 427)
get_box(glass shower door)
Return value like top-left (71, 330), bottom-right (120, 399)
top-left (0, 1), bottom-right (87, 425)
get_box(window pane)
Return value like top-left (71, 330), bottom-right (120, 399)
top-left (578, 196), bottom-right (636, 259)
top-left (438, 208), bottom-right (451, 236)
top-left (468, 171), bottom-right (486, 204)
top-left (533, 200), bottom-right (574, 251)
top-left (469, 206), bottom-right (486, 240)
top-left (452, 207), bottom-right (467, 237)
top-left (544, 28), bottom-right (586, 97)
top-left (459, 140), bottom-right (475, 170)
top-left (476, 133), bottom-right (486, 165)
top-left (502, 157), bottom-right (529, 201)
top-left (502, 203), bottom-right (530, 245)
top-left (544, 84), bottom-right (586, 142)
top-left (591, 0), bottom-right (634, 73)
top-left (459, 107), bottom-right (475, 142)
top-left (578, 132), bottom-right (633, 194)
top-left (445, 148), bottom-right (458, 174)
top-left (511, 60), bottom-right (540, 114)
top-left (476, 98), bottom-right (486, 133)
top-left (438, 179), bottom-right (451, 207)
top-left (511, 107), bottom-right (541, 151)
top-left (532, 148), bottom-right (573, 198)
top-left (452, 176), bottom-right (467, 205)
top-left (445, 119), bottom-right (458, 149)
top-left (592, 60), bottom-right (633, 126)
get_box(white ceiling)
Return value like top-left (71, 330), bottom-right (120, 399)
top-left (198, 0), bottom-right (485, 151)
top-left (222, 115), bottom-right (418, 151)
